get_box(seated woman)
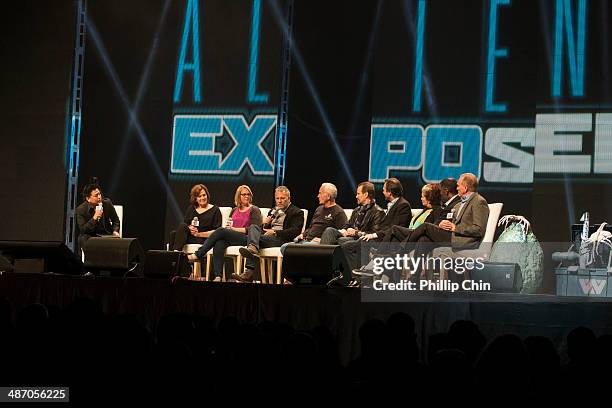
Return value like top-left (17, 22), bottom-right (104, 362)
top-left (171, 184), bottom-right (222, 251)
top-left (188, 185), bottom-right (262, 281)
top-left (384, 183), bottom-right (444, 243)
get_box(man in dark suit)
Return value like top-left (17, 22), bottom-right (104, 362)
top-left (440, 177), bottom-right (461, 214)
top-left (235, 185), bottom-right (304, 282)
top-left (320, 181), bottom-right (385, 245)
top-left (406, 173), bottom-right (489, 281)
top-left (75, 181), bottom-right (121, 255)
top-left (340, 178), bottom-right (412, 270)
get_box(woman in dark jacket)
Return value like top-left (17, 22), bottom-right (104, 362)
top-left (188, 185), bottom-right (262, 281)
top-left (170, 184), bottom-right (222, 250)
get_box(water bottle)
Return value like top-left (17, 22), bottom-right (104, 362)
top-left (191, 216), bottom-right (199, 227)
top-left (226, 217), bottom-right (233, 229)
top-left (96, 203), bottom-right (103, 212)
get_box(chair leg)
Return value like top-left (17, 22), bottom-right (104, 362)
top-left (234, 255), bottom-right (242, 281)
top-left (193, 261), bottom-right (201, 280)
top-left (205, 253), bottom-right (212, 281)
top-left (276, 256), bottom-right (282, 285)
top-left (267, 259), bottom-right (273, 284)
top-left (260, 257), bottom-right (267, 284)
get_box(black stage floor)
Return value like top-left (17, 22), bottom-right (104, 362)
top-left (2, 272), bottom-right (612, 363)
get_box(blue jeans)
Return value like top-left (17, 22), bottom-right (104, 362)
top-left (280, 240), bottom-right (320, 255)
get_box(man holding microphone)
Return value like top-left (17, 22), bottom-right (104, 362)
top-left (235, 186), bottom-right (304, 282)
top-left (75, 179), bottom-right (121, 256)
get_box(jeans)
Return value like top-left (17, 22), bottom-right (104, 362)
top-left (194, 227), bottom-right (256, 277)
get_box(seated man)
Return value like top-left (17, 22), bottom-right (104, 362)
top-left (320, 181), bottom-right (384, 245)
top-left (405, 173), bottom-right (489, 282)
top-left (440, 177), bottom-right (461, 212)
top-left (341, 177), bottom-right (412, 270)
top-left (75, 180), bottom-right (121, 256)
top-left (234, 186), bottom-right (304, 282)
top-left (280, 183), bottom-right (348, 253)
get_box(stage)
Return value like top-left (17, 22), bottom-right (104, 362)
top-left (2, 272), bottom-right (612, 363)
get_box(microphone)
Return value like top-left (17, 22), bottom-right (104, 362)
top-left (270, 207), bottom-right (284, 219)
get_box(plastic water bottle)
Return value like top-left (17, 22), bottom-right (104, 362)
top-left (191, 217), bottom-right (199, 227)
top-left (96, 203), bottom-right (103, 212)
top-left (226, 217), bottom-right (233, 229)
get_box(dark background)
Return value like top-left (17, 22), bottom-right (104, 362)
top-left (0, 0), bottom-right (75, 242)
top-left (1, 0), bottom-right (612, 250)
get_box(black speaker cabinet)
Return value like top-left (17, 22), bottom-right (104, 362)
top-left (143, 250), bottom-right (191, 279)
top-left (471, 262), bottom-right (523, 293)
top-left (84, 238), bottom-right (145, 276)
top-left (282, 244), bottom-right (351, 286)
top-left (0, 241), bottom-right (83, 275)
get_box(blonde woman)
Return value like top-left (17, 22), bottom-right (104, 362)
top-left (188, 185), bottom-right (262, 281)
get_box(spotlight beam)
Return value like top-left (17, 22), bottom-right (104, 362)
top-left (266, 0), bottom-right (357, 188)
top-left (86, 15), bottom-right (183, 220)
top-left (109, 0), bottom-right (172, 196)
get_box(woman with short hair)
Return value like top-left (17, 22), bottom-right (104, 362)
top-left (170, 184), bottom-right (222, 251)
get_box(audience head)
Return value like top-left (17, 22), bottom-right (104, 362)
top-left (567, 326), bottom-right (596, 365)
top-left (234, 185), bottom-right (253, 207)
top-left (189, 184), bottom-right (211, 208)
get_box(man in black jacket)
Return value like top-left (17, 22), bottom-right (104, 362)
top-left (75, 182), bottom-right (121, 255)
top-left (235, 186), bottom-right (304, 282)
top-left (320, 181), bottom-right (384, 245)
top-left (440, 177), bottom-right (461, 213)
top-left (340, 178), bottom-right (412, 270)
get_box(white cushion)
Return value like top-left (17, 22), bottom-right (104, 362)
top-left (114, 205), bottom-right (123, 238)
top-left (260, 247), bottom-right (282, 258)
top-left (344, 209), bottom-right (353, 220)
top-left (225, 245), bottom-right (242, 256)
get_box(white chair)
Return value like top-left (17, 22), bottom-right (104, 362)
top-left (259, 209), bottom-right (308, 284)
top-left (431, 203), bottom-right (504, 280)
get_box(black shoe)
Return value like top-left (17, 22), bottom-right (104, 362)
top-left (352, 266), bottom-right (375, 277)
top-left (239, 245), bottom-right (259, 260)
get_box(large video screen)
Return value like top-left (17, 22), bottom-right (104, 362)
top-left (369, 0), bottom-right (612, 241)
